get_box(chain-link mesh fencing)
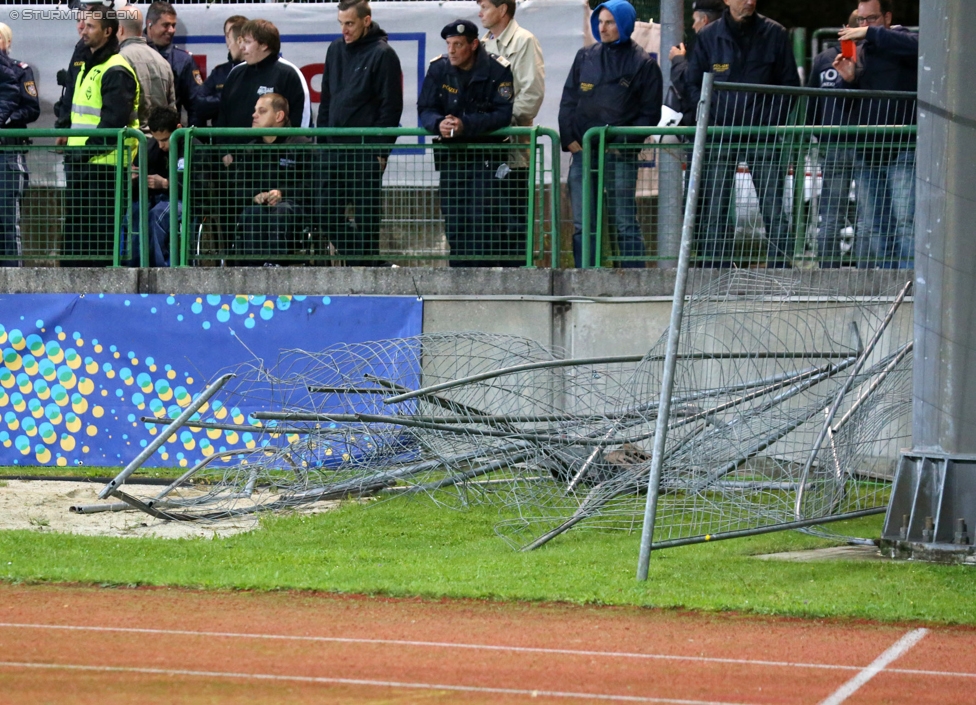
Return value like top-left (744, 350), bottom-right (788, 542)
top-left (171, 127), bottom-right (557, 268)
top-left (576, 85), bottom-right (916, 270)
top-left (0, 128), bottom-right (149, 267)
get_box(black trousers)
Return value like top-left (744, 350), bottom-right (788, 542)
top-left (62, 160), bottom-right (118, 267)
top-left (318, 149), bottom-right (384, 266)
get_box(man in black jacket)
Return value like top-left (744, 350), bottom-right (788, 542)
top-left (215, 19), bottom-right (311, 134)
top-left (419, 19), bottom-right (513, 267)
top-left (836, 0), bottom-right (918, 269)
top-left (194, 15), bottom-right (248, 126)
top-left (558, 0), bottom-right (662, 268)
top-left (317, 0), bottom-right (403, 266)
top-left (230, 93), bottom-right (313, 263)
top-left (668, 0), bottom-right (722, 125)
top-left (685, 0), bottom-right (800, 267)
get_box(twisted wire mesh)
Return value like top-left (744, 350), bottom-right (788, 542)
top-left (102, 271), bottom-right (911, 551)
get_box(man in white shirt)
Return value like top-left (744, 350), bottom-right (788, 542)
top-left (478, 0), bottom-right (544, 266)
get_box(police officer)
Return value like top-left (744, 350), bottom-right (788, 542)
top-left (54, 12), bottom-right (87, 130)
top-left (146, 1), bottom-right (202, 126)
top-left (0, 22), bottom-right (40, 267)
top-left (418, 19), bottom-right (514, 267)
top-left (685, 0), bottom-right (800, 267)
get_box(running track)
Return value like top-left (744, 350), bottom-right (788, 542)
top-left (0, 583), bottom-right (972, 704)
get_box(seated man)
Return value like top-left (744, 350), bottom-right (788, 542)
top-left (229, 93), bottom-right (312, 263)
top-left (130, 106), bottom-right (181, 266)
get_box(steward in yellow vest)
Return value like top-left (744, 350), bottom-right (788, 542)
top-left (58, 11), bottom-right (140, 266)
top-left (67, 19), bottom-right (140, 164)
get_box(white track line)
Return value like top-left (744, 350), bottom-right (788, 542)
top-left (0, 622), bottom-right (965, 679)
top-left (0, 661), bottom-right (748, 705)
top-left (818, 628), bottom-right (929, 705)
top-left (0, 621), bottom-right (860, 672)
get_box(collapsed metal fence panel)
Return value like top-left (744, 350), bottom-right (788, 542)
top-left (0, 128), bottom-right (149, 267)
top-left (579, 84), bottom-right (916, 270)
top-left (168, 126), bottom-right (558, 268)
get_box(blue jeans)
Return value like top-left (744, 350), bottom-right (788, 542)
top-left (569, 150), bottom-right (645, 268)
top-left (816, 147), bottom-right (857, 268)
top-left (0, 158), bottom-right (27, 267)
top-left (854, 148), bottom-right (915, 269)
top-left (128, 197), bottom-right (178, 266)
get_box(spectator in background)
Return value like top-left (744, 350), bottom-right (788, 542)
top-left (145, 1), bottom-right (202, 126)
top-left (57, 9), bottom-right (140, 267)
top-left (118, 6), bottom-right (176, 134)
top-left (194, 15), bottom-right (248, 126)
top-left (807, 11), bottom-right (859, 268)
top-left (558, 0), bottom-right (662, 268)
top-left (53, 12), bottom-right (86, 129)
top-left (836, 0), bottom-right (918, 269)
top-left (317, 0), bottom-right (402, 266)
top-left (0, 22), bottom-right (40, 267)
top-left (129, 107), bottom-right (181, 266)
top-left (230, 94), bottom-right (313, 263)
top-left (685, 0), bottom-right (800, 267)
top-left (667, 0), bottom-right (723, 124)
top-left (479, 0), bottom-right (544, 266)
top-left (216, 19), bottom-right (311, 134)
top-left (418, 20), bottom-right (514, 267)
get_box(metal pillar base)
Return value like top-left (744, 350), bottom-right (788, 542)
top-left (880, 452), bottom-right (976, 563)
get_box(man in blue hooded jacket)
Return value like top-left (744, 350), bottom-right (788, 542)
top-left (558, 0), bottom-right (662, 268)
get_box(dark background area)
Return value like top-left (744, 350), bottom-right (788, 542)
top-left (607, 0), bottom-right (919, 33)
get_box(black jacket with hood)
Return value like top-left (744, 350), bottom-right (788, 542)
top-left (316, 22), bottom-right (403, 145)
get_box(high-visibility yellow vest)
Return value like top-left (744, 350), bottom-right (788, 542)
top-left (68, 52), bottom-right (140, 166)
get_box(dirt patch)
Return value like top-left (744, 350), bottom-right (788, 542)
top-left (0, 480), bottom-right (337, 540)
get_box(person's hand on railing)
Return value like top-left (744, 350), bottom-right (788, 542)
top-left (55, 137), bottom-right (68, 147)
top-left (439, 115), bottom-right (464, 139)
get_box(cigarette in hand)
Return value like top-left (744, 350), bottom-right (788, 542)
top-left (450, 128), bottom-right (454, 138)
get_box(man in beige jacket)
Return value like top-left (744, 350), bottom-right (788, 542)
top-left (118, 6), bottom-right (176, 133)
top-left (478, 0), bottom-right (544, 266)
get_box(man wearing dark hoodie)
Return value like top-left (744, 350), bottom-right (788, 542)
top-left (317, 0), bottom-right (403, 266)
top-left (684, 0), bottom-right (799, 267)
top-left (558, 0), bottom-right (662, 269)
top-left (194, 15), bottom-right (248, 126)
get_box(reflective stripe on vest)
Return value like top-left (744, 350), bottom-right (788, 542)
top-left (67, 52), bottom-right (141, 166)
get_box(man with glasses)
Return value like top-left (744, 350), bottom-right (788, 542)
top-left (836, 0), bottom-right (918, 269)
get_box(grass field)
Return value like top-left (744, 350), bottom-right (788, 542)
top-left (1, 485), bottom-right (974, 626)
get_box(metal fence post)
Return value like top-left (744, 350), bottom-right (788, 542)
top-left (636, 72), bottom-right (714, 581)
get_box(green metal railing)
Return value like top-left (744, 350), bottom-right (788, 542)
top-left (167, 126), bottom-right (559, 268)
top-left (0, 127), bottom-right (148, 267)
top-left (578, 83), bottom-right (917, 269)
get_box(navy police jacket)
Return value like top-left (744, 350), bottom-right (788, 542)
top-left (0, 52), bottom-right (40, 140)
top-left (558, 39), bottom-right (663, 150)
top-left (194, 56), bottom-right (241, 125)
top-left (418, 46), bottom-right (514, 143)
top-left (686, 11), bottom-right (799, 127)
top-left (151, 41), bottom-right (203, 126)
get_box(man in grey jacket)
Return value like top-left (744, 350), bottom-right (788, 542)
top-left (479, 0), bottom-right (544, 266)
top-left (118, 6), bottom-right (175, 133)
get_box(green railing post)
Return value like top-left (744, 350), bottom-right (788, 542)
top-left (595, 127), bottom-right (608, 267)
top-left (180, 127), bottom-right (196, 267)
top-left (524, 126), bottom-right (538, 267)
top-left (580, 127), bottom-right (595, 269)
top-left (130, 128), bottom-right (150, 268)
top-left (168, 127), bottom-right (185, 267)
top-left (112, 130), bottom-right (124, 267)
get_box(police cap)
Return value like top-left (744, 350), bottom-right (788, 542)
top-left (441, 19), bottom-right (479, 41)
top-left (691, 0), bottom-right (724, 12)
